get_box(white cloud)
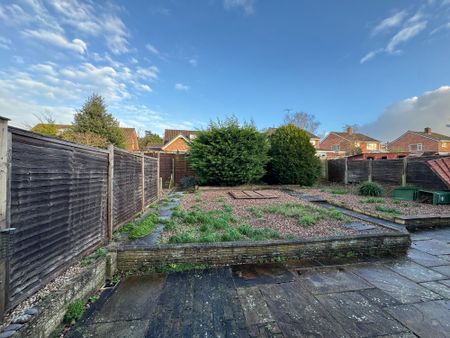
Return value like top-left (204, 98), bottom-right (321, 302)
top-left (371, 10), bottom-right (407, 36)
top-left (360, 49), bottom-right (383, 64)
top-left (386, 21), bottom-right (427, 53)
top-left (0, 36), bottom-right (11, 49)
top-left (145, 43), bottom-right (159, 55)
top-left (360, 86), bottom-right (450, 141)
top-left (174, 83), bottom-right (190, 91)
top-left (223, 0), bottom-right (255, 15)
top-left (22, 29), bottom-right (87, 54)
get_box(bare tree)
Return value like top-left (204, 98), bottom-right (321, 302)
top-left (283, 111), bottom-right (320, 134)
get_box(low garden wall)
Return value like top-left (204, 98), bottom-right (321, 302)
top-left (114, 232), bottom-right (410, 271)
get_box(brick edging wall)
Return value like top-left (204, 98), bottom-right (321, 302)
top-left (114, 233), bottom-right (411, 271)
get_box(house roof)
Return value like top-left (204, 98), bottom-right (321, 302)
top-left (332, 132), bottom-right (380, 143)
top-left (265, 127), bottom-right (320, 139)
top-left (163, 129), bottom-right (198, 144)
top-left (410, 130), bottom-right (450, 141)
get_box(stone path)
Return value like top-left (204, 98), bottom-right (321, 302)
top-left (68, 228), bottom-right (450, 338)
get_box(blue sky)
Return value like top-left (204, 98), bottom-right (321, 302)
top-left (0, 0), bottom-right (449, 141)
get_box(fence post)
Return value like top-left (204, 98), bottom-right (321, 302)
top-left (368, 159), bottom-right (373, 182)
top-left (0, 117), bottom-right (11, 322)
top-left (344, 158), bottom-right (349, 185)
top-left (157, 153), bottom-right (161, 197)
top-left (141, 153), bottom-right (145, 212)
top-left (107, 144), bottom-right (114, 241)
top-left (402, 157), bottom-right (408, 186)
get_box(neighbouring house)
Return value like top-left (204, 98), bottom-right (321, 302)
top-left (319, 127), bottom-right (381, 155)
top-left (32, 123), bottom-right (140, 152)
top-left (160, 129), bottom-right (199, 153)
top-left (388, 127), bottom-right (450, 155)
top-left (265, 127), bottom-right (321, 149)
top-left (347, 152), bottom-right (410, 160)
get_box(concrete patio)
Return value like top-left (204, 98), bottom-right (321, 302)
top-left (68, 228), bottom-right (450, 338)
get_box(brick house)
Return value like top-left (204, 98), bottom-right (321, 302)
top-left (388, 127), bottom-right (450, 155)
top-left (161, 129), bottom-right (198, 153)
top-left (319, 127), bottom-right (381, 155)
top-left (265, 127), bottom-right (321, 149)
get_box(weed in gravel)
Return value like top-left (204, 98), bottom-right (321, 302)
top-left (81, 247), bottom-right (108, 266)
top-left (329, 188), bottom-right (348, 195)
top-left (169, 231), bottom-right (197, 243)
top-left (127, 213), bottom-right (162, 240)
top-left (237, 223), bottom-right (282, 240)
top-left (147, 263), bottom-right (209, 273)
top-left (364, 197), bottom-right (384, 204)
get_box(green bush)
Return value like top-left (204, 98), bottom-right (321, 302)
top-left (64, 299), bottom-right (85, 324)
top-left (188, 117), bottom-right (269, 186)
top-left (266, 124), bottom-right (321, 186)
top-left (358, 181), bottom-right (382, 197)
top-left (179, 176), bottom-right (198, 191)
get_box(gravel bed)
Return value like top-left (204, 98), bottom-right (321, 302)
top-left (160, 189), bottom-right (392, 242)
top-left (0, 261), bottom-right (86, 332)
top-left (297, 185), bottom-right (450, 217)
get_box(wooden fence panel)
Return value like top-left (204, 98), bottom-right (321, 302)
top-left (347, 160), bottom-right (369, 183)
top-left (372, 159), bottom-right (404, 184)
top-left (112, 149), bottom-right (142, 229)
top-left (328, 159), bottom-right (346, 183)
top-left (8, 128), bottom-right (108, 310)
top-left (406, 157), bottom-right (448, 190)
top-left (144, 157), bottom-right (158, 205)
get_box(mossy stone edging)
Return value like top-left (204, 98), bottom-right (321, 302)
top-left (114, 232), bottom-right (411, 271)
top-left (6, 257), bottom-right (108, 338)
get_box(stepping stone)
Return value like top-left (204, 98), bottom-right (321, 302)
top-left (316, 291), bottom-right (407, 337)
top-left (386, 300), bottom-right (450, 338)
top-left (296, 267), bottom-right (373, 294)
top-left (350, 265), bottom-right (441, 304)
top-left (386, 261), bottom-right (447, 283)
top-left (342, 222), bottom-right (376, 231)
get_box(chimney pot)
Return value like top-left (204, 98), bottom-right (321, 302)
top-left (347, 127), bottom-right (353, 135)
top-left (424, 127), bottom-right (432, 135)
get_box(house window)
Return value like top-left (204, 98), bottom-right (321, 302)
top-left (332, 144), bottom-right (340, 152)
top-left (310, 140), bottom-right (316, 146)
top-left (189, 134), bottom-right (197, 140)
top-left (409, 143), bottom-right (423, 151)
top-left (442, 142), bottom-right (448, 148)
top-left (366, 143), bottom-right (377, 150)
top-left (381, 156), bottom-right (387, 160)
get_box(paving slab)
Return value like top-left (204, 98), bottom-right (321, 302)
top-left (420, 281), bottom-right (450, 299)
top-left (68, 319), bottom-right (151, 338)
top-left (342, 222), bottom-right (376, 231)
top-left (386, 260), bottom-right (447, 283)
top-left (407, 248), bottom-right (450, 267)
top-left (295, 267), bottom-right (373, 294)
top-left (386, 300), bottom-right (450, 338)
top-left (440, 279), bottom-right (450, 287)
top-left (316, 291), bottom-right (406, 337)
top-left (431, 265), bottom-right (450, 277)
top-left (259, 282), bottom-right (348, 337)
top-left (412, 239), bottom-right (450, 256)
top-left (350, 265), bottom-right (441, 304)
top-left (237, 287), bottom-right (274, 326)
top-left (232, 264), bottom-right (294, 287)
top-left (359, 288), bottom-right (401, 308)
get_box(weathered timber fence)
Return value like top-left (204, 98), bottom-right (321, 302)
top-left (0, 120), bottom-right (159, 320)
top-left (146, 152), bottom-right (194, 188)
top-left (327, 156), bottom-right (449, 190)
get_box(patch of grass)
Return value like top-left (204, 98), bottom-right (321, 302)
top-left (169, 231), bottom-right (197, 243)
top-left (81, 247), bottom-right (108, 267)
top-left (249, 203), bottom-right (349, 227)
top-left (237, 224), bottom-right (282, 241)
top-left (329, 188), bottom-right (348, 195)
top-left (63, 299), bottom-right (85, 324)
top-left (375, 205), bottom-right (400, 215)
top-left (221, 228), bottom-right (242, 241)
top-left (363, 197), bottom-right (384, 204)
top-left (88, 295), bottom-right (99, 303)
top-left (118, 212), bottom-right (165, 240)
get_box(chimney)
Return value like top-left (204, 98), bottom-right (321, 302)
top-left (347, 127), bottom-right (353, 135)
top-left (424, 127), bottom-right (432, 135)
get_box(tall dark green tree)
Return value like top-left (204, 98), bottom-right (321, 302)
top-left (72, 94), bottom-right (126, 148)
top-left (189, 118), bottom-right (269, 186)
top-left (267, 124), bottom-right (321, 186)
